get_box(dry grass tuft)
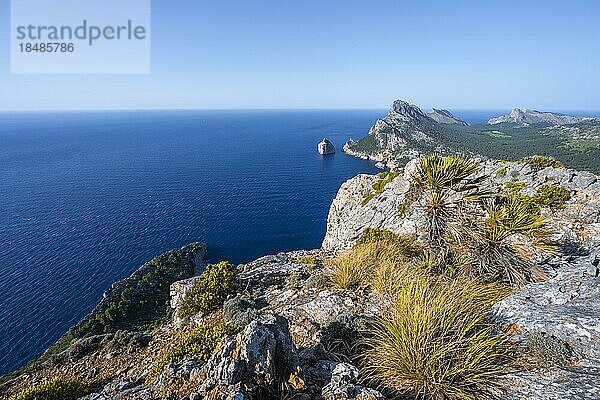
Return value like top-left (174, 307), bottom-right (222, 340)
top-left (327, 237), bottom-right (421, 290)
top-left (363, 275), bottom-right (510, 400)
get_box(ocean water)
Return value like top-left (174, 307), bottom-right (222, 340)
top-left (0, 110), bottom-right (386, 375)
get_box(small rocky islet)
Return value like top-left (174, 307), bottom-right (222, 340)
top-left (2, 104), bottom-right (600, 400)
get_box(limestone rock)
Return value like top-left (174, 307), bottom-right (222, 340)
top-left (318, 138), bottom-right (336, 155)
top-left (321, 363), bottom-right (386, 400)
top-left (493, 252), bottom-right (600, 358)
top-left (426, 108), bottom-right (468, 126)
top-left (488, 108), bottom-right (590, 125)
top-left (198, 314), bottom-right (299, 398)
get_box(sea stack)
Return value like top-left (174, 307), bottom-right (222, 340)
top-left (317, 138), bottom-right (336, 155)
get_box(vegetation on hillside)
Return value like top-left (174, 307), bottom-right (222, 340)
top-left (178, 261), bottom-right (237, 319)
top-left (9, 377), bottom-right (89, 400)
top-left (46, 243), bottom-right (204, 356)
top-left (361, 171), bottom-right (400, 206)
top-left (146, 321), bottom-right (234, 383)
top-left (348, 118), bottom-right (600, 173)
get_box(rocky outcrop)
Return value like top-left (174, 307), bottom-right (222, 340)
top-left (318, 139), bottom-right (336, 155)
top-left (488, 108), bottom-right (593, 125)
top-left (494, 252), bottom-right (600, 358)
top-left (196, 314), bottom-right (299, 398)
top-left (323, 159), bottom-right (600, 251)
top-left (426, 108), bottom-right (468, 125)
top-left (343, 100), bottom-right (444, 169)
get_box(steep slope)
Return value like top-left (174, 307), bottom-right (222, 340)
top-left (426, 108), bottom-right (468, 125)
top-left (343, 100), bottom-right (449, 169)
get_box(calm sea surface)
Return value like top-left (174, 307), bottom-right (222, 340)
top-left (2, 108), bottom-right (591, 375)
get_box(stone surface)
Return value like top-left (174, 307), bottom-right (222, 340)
top-left (426, 108), bottom-right (468, 125)
top-left (323, 158), bottom-right (600, 252)
top-left (198, 314), bottom-right (299, 398)
top-left (494, 253), bottom-right (600, 358)
top-left (318, 138), bottom-right (336, 155)
top-left (488, 108), bottom-right (591, 125)
top-left (321, 363), bottom-right (386, 400)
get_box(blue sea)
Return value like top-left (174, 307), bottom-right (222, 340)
top-left (1, 108), bottom-right (592, 375)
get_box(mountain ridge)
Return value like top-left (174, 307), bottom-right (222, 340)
top-left (344, 99), bottom-right (600, 171)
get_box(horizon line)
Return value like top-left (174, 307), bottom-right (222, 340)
top-left (1, 106), bottom-right (600, 113)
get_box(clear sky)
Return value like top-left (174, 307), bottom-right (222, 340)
top-left (1, 0), bottom-right (599, 111)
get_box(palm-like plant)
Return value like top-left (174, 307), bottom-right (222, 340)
top-left (410, 154), bottom-right (490, 246)
top-left (456, 196), bottom-right (550, 285)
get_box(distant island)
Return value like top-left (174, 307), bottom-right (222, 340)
top-left (344, 100), bottom-right (600, 172)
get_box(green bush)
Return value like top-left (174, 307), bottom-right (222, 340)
top-left (146, 323), bottom-right (234, 383)
top-left (496, 167), bottom-right (507, 176)
top-left (355, 228), bottom-right (399, 246)
top-left (223, 295), bottom-right (258, 331)
top-left (534, 185), bottom-right (571, 209)
top-left (294, 255), bottom-right (321, 268)
top-left (178, 261), bottom-right (237, 319)
top-left (519, 155), bottom-right (562, 170)
top-left (9, 377), bottom-right (89, 400)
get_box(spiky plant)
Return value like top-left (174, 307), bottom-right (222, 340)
top-left (454, 196), bottom-right (551, 285)
top-left (363, 275), bottom-right (510, 400)
top-left (410, 154), bottom-right (490, 247)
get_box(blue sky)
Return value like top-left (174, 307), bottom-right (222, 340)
top-left (1, 0), bottom-right (599, 111)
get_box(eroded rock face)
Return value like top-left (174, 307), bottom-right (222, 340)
top-left (321, 363), bottom-right (386, 400)
top-left (318, 139), bottom-right (336, 155)
top-left (494, 252), bottom-right (600, 358)
top-left (323, 159), bottom-right (600, 251)
top-left (488, 108), bottom-right (590, 125)
top-left (197, 314), bottom-right (299, 399)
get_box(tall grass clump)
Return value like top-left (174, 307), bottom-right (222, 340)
top-left (327, 233), bottom-right (421, 289)
top-left (519, 155), bottom-right (562, 171)
top-left (363, 275), bottom-right (509, 400)
top-left (9, 377), bottom-right (89, 400)
top-left (178, 261), bottom-right (237, 319)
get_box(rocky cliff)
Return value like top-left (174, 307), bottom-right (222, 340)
top-left (343, 100), bottom-right (448, 169)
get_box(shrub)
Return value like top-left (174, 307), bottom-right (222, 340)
top-left (361, 171), bottom-right (400, 206)
top-left (410, 154), bottom-right (489, 246)
top-left (454, 196), bottom-right (550, 285)
top-left (178, 261), bottom-right (237, 319)
top-left (9, 377), bottom-right (89, 400)
top-left (355, 228), bottom-right (422, 256)
top-left (496, 167), bottom-right (507, 176)
top-left (146, 322), bottom-right (234, 383)
top-left (320, 314), bottom-right (371, 361)
top-left (533, 185), bottom-right (571, 209)
top-left (519, 155), bottom-right (562, 170)
top-left (223, 295), bottom-right (258, 331)
top-left (525, 330), bottom-right (575, 366)
top-left (294, 255), bottom-right (321, 268)
top-left (363, 275), bottom-right (509, 400)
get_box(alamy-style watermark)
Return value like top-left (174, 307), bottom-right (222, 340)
top-left (11, 0), bottom-right (151, 74)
